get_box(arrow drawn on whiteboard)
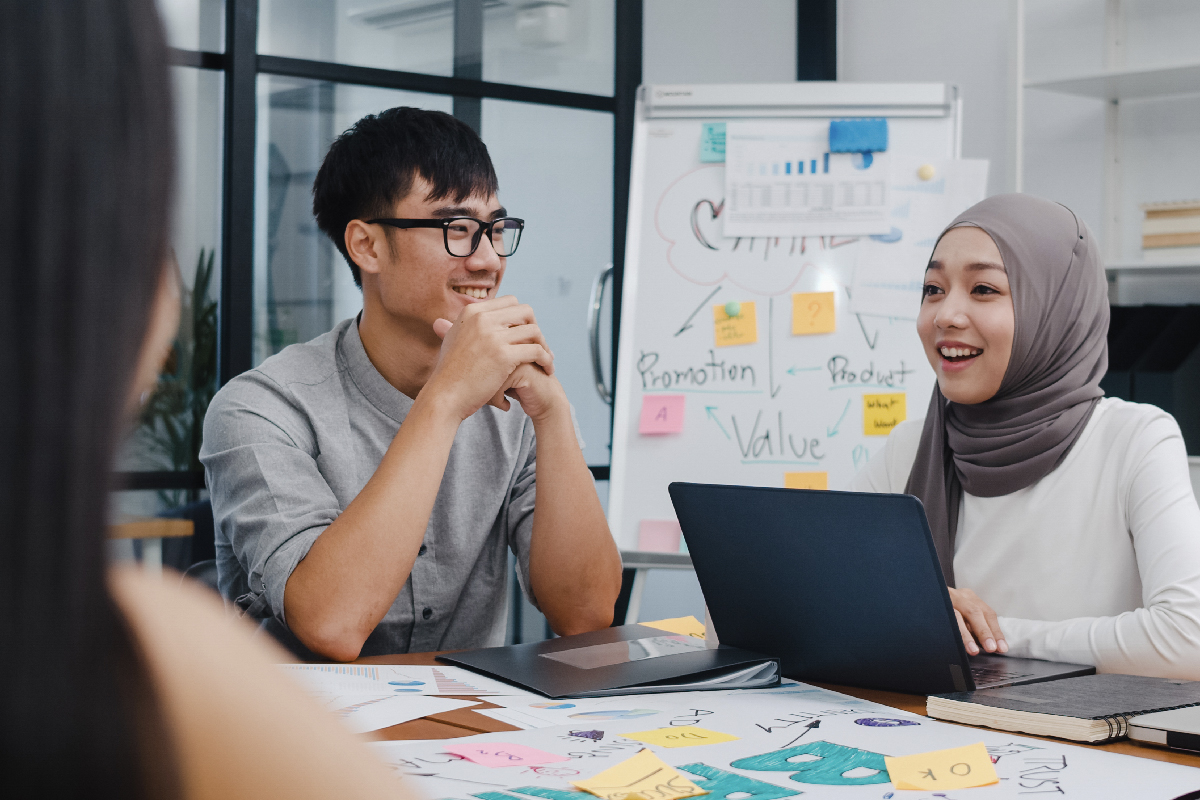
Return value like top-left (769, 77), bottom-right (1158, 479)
top-left (675, 286), bottom-right (723, 336)
top-left (705, 406), bottom-right (731, 440)
top-left (856, 313), bottom-right (880, 350)
top-left (769, 297), bottom-right (782, 398)
top-left (827, 399), bottom-right (851, 437)
top-left (786, 366), bottom-right (822, 376)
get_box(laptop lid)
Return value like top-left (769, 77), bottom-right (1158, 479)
top-left (669, 482), bottom-right (972, 695)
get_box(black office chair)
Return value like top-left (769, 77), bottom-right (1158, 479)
top-left (162, 498), bottom-right (220, 594)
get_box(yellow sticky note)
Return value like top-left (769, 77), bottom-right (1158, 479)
top-left (784, 471), bottom-right (828, 490)
top-left (640, 616), bottom-right (706, 639)
top-left (573, 748), bottom-right (709, 800)
top-left (884, 743), bottom-right (998, 791)
top-left (863, 392), bottom-right (906, 436)
top-left (621, 727), bottom-right (739, 749)
top-left (713, 302), bottom-right (757, 347)
top-left (791, 291), bottom-right (836, 335)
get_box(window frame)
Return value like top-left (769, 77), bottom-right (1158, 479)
top-left (118, 0), bottom-right (640, 492)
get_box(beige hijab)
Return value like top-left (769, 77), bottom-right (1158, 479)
top-left (905, 194), bottom-right (1109, 586)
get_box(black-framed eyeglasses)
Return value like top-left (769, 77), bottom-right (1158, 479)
top-left (367, 216), bottom-right (524, 258)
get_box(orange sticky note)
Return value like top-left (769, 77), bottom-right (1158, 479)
top-left (640, 616), bottom-right (706, 639)
top-left (863, 392), bottom-right (906, 436)
top-left (792, 291), bottom-right (836, 335)
top-left (784, 472), bottom-right (828, 490)
top-left (884, 742), bottom-right (998, 791)
top-left (713, 302), bottom-right (757, 347)
top-left (639, 395), bottom-right (686, 435)
top-left (621, 727), bottom-right (739, 748)
top-left (573, 749), bottom-right (708, 800)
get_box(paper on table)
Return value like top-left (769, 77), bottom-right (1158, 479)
top-left (713, 302), bottom-right (757, 347)
top-left (443, 742), bottom-right (571, 768)
top-left (324, 694), bottom-right (475, 734)
top-left (884, 742), bottom-right (999, 791)
top-left (281, 664), bottom-right (530, 696)
top-left (621, 727), bottom-right (739, 748)
top-left (639, 616), bottom-right (706, 639)
top-left (849, 158), bottom-right (989, 320)
top-left (863, 393), bottom-right (905, 436)
top-left (572, 749), bottom-right (709, 800)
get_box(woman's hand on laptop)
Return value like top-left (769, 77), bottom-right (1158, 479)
top-left (949, 587), bottom-right (1009, 656)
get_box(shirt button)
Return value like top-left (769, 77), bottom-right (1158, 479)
top-left (422, 607), bottom-right (433, 620)
top-left (418, 544), bottom-right (427, 556)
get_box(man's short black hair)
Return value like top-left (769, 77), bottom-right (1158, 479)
top-left (312, 107), bottom-right (499, 287)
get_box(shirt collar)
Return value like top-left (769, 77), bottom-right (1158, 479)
top-left (338, 315), bottom-right (414, 423)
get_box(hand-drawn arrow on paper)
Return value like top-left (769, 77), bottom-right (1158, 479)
top-left (779, 720), bottom-right (822, 750)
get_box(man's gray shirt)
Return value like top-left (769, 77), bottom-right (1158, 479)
top-left (199, 317), bottom-right (540, 655)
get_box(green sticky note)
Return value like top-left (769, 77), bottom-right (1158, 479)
top-left (700, 122), bottom-right (725, 163)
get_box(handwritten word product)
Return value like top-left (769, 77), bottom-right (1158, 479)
top-left (884, 742), bottom-right (998, 791)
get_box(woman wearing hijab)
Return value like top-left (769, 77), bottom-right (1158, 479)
top-left (0, 1), bottom-right (403, 796)
top-left (851, 193), bottom-right (1200, 681)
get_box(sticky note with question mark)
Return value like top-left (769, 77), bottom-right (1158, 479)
top-left (791, 292), bottom-right (836, 335)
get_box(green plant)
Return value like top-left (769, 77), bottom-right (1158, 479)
top-left (134, 248), bottom-right (218, 507)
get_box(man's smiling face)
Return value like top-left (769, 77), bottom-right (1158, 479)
top-left (370, 175), bottom-right (509, 340)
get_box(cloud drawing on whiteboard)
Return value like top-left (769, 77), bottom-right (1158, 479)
top-left (655, 165), bottom-right (854, 297)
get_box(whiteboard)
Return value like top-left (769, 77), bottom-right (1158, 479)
top-left (608, 83), bottom-right (968, 550)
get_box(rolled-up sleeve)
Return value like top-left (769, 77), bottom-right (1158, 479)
top-left (200, 373), bottom-right (342, 625)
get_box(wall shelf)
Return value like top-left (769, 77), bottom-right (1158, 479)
top-left (1106, 260), bottom-right (1200, 275)
top-left (1026, 61), bottom-right (1200, 101)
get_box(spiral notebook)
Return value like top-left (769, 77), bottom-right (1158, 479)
top-left (927, 673), bottom-right (1200, 743)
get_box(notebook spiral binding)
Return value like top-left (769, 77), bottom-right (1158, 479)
top-left (1100, 701), bottom-right (1200, 741)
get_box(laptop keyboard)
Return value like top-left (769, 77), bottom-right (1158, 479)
top-left (970, 664), bottom-right (1036, 685)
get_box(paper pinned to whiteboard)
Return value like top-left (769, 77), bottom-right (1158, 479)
top-left (850, 158), bottom-right (989, 320)
top-left (723, 121), bottom-right (891, 238)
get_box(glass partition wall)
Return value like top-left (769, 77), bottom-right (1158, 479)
top-left (121, 0), bottom-right (641, 624)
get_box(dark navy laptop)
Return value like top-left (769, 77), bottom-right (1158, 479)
top-left (668, 482), bottom-right (1095, 695)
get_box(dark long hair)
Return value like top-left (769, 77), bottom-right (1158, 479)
top-left (0, 1), bottom-right (179, 795)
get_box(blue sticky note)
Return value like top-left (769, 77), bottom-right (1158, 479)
top-left (700, 122), bottom-right (726, 163)
top-left (829, 118), bottom-right (888, 153)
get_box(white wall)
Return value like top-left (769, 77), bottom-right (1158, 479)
top-left (839, 0), bottom-right (1018, 197)
top-left (643, 0), bottom-right (796, 85)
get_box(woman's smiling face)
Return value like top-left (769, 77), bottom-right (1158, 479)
top-left (918, 225), bottom-right (1015, 405)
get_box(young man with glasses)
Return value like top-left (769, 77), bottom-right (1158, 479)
top-left (201, 107), bottom-right (622, 661)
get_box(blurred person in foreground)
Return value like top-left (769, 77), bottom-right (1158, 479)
top-left (0, 2), bottom-right (404, 796)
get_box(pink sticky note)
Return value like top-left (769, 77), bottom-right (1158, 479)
top-left (443, 742), bottom-right (571, 769)
top-left (639, 520), bottom-right (683, 552)
top-left (639, 394), bottom-right (686, 435)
